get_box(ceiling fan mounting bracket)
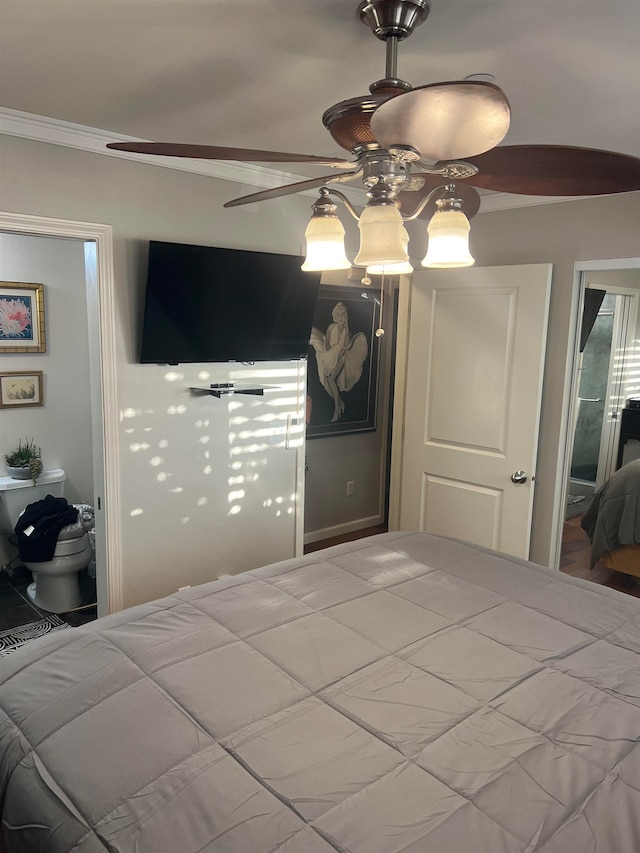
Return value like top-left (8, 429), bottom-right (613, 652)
top-left (360, 150), bottom-right (415, 190)
top-left (387, 144), bottom-right (421, 164)
top-left (436, 161), bottom-right (480, 179)
top-left (358, 0), bottom-right (431, 42)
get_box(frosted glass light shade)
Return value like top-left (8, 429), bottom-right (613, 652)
top-left (354, 204), bottom-right (410, 267)
top-left (301, 214), bottom-right (351, 271)
top-left (367, 225), bottom-right (413, 274)
top-left (422, 209), bottom-right (475, 268)
top-left (367, 260), bottom-right (414, 274)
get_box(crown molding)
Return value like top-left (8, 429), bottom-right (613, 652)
top-left (0, 107), bottom-right (367, 203)
top-left (477, 189), bottom-right (584, 212)
top-left (1, 107), bottom-right (586, 212)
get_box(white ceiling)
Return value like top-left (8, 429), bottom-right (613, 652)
top-left (1, 0), bottom-right (639, 201)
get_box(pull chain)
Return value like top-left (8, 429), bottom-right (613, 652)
top-left (376, 274), bottom-right (385, 337)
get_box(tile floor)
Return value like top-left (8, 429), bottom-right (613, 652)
top-left (0, 564), bottom-right (97, 631)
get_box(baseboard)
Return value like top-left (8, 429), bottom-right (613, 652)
top-left (304, 515), bottom-right (384, 545)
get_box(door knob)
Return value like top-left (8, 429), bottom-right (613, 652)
top-left (511, 470), bottom-right (528, 484)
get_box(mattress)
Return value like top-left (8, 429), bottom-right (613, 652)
top-left (1, 531), bottom-right (639, 852)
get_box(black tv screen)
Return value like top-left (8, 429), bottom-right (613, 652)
top-left (139, 241), bottom-right (322, 364)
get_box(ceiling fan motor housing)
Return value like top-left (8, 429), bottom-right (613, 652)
top-left (323, 94), bottom-right (401, 153)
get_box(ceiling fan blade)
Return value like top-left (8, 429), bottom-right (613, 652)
top-left (371, 81), bottom-right (510, 162)
top-left (397, 176), bottom-right (481, 220)
top-left (463, 145), bottom-right (640, 195)
top-left (106, 141), bottom-right (353, 167)
top-left (223, 172), bottom-right (361, 208)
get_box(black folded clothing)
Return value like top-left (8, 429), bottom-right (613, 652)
top-left (15, 495), bottom-right (79, 563)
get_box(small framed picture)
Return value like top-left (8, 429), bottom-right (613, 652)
top-left (0, 371), bottom-right (44, 408)
top-left (0, 282), bottom-right (46, 352)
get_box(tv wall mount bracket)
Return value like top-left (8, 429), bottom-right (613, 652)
top-left (189, 383), bottom-right (278, 398)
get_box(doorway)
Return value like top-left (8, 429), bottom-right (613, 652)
top-left (0, 211), bottom-right (121, 616)
top-left (568, 289), bottom-right (638, 510)
top-left (556, 259), bottom-right (640, 571)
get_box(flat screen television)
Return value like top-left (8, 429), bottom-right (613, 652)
top-left (139, 241), bottom-right (322, 364)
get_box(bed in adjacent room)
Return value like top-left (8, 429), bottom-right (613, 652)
top-left (1, 531), bottom-right (639, 852)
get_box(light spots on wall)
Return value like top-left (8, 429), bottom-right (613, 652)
top-left (130, 508), bottom-right (144, 517)
top-left (121, 363), bottom-right (304, 538)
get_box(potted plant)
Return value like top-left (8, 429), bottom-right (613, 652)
top-left (4, 437), bottom-right (43, 484)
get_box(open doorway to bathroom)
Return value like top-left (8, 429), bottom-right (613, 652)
top-left (0, 211), bottom-right (120, 627)
top-left (560, 263), bottom-right (640, 584)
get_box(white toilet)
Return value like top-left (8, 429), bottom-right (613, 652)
top-left (0, 469), bottom-right (92, 613)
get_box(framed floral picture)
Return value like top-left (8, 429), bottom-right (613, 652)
top-left (0, 371), bottom-right (44, 408)
top-left (0, 282), bottom-right (46, 352)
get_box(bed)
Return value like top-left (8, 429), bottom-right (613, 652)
top-left (1, 531), bottom-right (639, 852)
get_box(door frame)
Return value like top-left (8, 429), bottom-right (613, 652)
top-left (0, 210), bottom-right (123, 615)
top-left (551, 257), bottom-right (640, 571)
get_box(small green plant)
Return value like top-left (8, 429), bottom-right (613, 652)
top-left (4, 437), bottom-right (43, 484)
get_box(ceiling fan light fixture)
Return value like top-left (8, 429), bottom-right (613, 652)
top-left (367, 259), bottom-right (414, 275)
top-left (422, 197), bottom-right (475, 268)
top-left (301, 204), bottom-right (351, 271)
top-left (354, 201), bottom-right (410, 267)
top-left (367, 228), bottom-right (413, 274)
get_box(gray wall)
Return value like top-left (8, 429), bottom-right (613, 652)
top-left (0, 232), bottom-right (94, 565)
top-left (303, 270), bottom-right (395, 542)
top-left (0, 134), bottom-right (380, 605)
top-left (2, 131), bottom-right (639, 589)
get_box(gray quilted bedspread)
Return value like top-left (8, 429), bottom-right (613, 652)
top-left (1, 532), bottom-right (640, 852)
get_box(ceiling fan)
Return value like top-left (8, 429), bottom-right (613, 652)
top-left (107, 0), bottom-right (640, 224)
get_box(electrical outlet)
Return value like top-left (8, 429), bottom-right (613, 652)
top-left (346, 480), bottom-right (354, 496)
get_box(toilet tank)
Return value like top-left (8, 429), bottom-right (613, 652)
top-left (0, 468), bottom-right (66, 533)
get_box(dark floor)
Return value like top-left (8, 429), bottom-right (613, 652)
top-left (0, 563), bottom-right (98, 632)
top-left (560, 513), bottom-right (640, 598)
top-left (304, 523), bottom-right (388, 554)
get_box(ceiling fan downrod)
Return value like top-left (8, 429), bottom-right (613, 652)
top-left (359, 0), bottom-right (431, 93)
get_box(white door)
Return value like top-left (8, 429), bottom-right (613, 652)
top-left (396, 264), bottom-right (551, 559)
